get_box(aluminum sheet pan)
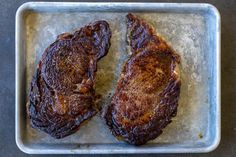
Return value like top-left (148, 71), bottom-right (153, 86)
top-left (15, 2), bottom-right (221, 154)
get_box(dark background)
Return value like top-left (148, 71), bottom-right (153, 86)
top-left (0, 0), bottom-right (235, 157)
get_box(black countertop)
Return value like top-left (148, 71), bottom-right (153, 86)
top-left (0, 0), bottom-right (235, 157)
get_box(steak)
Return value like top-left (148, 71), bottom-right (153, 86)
top-left (104, 13), bottom-right (181, 145)
top-left (28, 21), bottom-right (111, 138)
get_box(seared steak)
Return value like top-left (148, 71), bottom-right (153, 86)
top-left (104, 13), bottom-right (181, 145)
top-left (28, 21), bottom-right (111, 138)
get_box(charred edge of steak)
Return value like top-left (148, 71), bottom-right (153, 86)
top-left (126, 13), bottom-right (181, 65)
top-left (126, 13), bottom-right (155, 54)
top-left (73, 20), bottom-right (112, 60)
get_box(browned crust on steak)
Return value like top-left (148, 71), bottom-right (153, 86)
top-left (104, 13), bottom-right (181, 145)
top-left (28, 21), bottom-right (111, 138)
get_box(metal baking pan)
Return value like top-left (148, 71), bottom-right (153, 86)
top-left (15, 2), bottom-right (221, 154)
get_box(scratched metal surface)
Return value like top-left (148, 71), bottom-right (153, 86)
top-left (15, 2), bottom-right (220, 154)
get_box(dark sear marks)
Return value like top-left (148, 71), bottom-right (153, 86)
top-left (28, 21), bottom-right (111, 138)
top-left (104, 13), bottom-right (181, 145)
